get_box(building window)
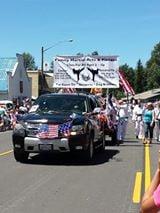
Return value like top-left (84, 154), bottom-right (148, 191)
top-left (20, 81), bottom-right (23, 93)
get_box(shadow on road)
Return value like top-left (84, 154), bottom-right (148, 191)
top-left (120, 140), bottom-right (144, 147)
top-left (24, 149), bottom-right (120, 166)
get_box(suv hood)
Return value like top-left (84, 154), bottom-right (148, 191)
top-left (22, 111), bottom-right (84, 124)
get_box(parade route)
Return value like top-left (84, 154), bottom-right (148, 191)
top-left (0, 124), bottom-right (160, 213)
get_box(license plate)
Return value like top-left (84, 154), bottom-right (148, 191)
top-left (39, 144), bottom-right (52, 151)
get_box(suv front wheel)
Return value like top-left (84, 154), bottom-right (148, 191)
top-left (99, 133), bottom-right (105, 152)
top-left (14, 149), bottom-right (29, 163)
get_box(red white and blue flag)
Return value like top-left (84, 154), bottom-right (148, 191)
top-left (62, 88), bottom-right (76, 93)
top-left (37, 122), bottom-right (72, 139)
top-left (118, 70), bottom-right (135, 96)
top-left (59, 122), bottom-right (72, 135)
top-left (37, 124), bottom-right (58, 139)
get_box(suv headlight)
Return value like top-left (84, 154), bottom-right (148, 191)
top-left (25, 123), bottom-right (40, 137)
top-left (70, 125), bottom-right (84, 135)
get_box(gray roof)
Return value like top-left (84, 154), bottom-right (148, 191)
top-left (134, 88), bottom-right (160, 100)
top-left (0, 57), bottom-right (17, 91)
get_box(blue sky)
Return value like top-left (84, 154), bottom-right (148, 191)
top-left (0, 0), bottom-right (160, 68)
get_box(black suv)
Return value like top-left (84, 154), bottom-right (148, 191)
top-left (12, 93), bottom-right (105, 162)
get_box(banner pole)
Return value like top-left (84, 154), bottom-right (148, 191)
top-left (126, 92), bottom-right (129, 105)
top-left (106, 88), bottom-right (109, 110)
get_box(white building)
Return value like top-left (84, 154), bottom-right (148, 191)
top-left (0, 53), bottom-right (31, 101)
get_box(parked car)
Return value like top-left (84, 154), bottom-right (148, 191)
top-left (12, 93), bottom-right (105, 162)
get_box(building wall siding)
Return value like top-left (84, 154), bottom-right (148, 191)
top-left (27, 71), bottom-right (39, 98)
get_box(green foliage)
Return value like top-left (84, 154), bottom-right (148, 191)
top-left (145, 42), bottom-right (160, 90)
top-left (22, 52), bottom-right (36, 70)
top-left (135, 59), bottom-right (146, 93)
top-left (146, 64), bottom-right (160, 89)
top-left (119, 63), bottom-right (135, 89)
top-left (109, 88), bottom-right (125, 99)
top-left (91, 51), bottom-right (99, 56)
top-left (146, 42), bottom-right (160, 68)
top-left (76, 52), bottom-right (84, 56)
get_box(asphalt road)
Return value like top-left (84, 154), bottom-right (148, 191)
top-left (0, 121), bottom-right (160, 213)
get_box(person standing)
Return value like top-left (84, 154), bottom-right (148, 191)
top-left (154, 102), bottom-right (160, 142)
top-left (117, 100), bottom-right (128, 143)
top-left (134, 100), bottom-right (144, 139)
top-left (143, 102), bottom-right (155, 144)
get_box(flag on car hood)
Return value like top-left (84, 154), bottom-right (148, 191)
top-left (37, 122), bottom-right (72, 138)
top-left (37, 124), bottom-right (58, 139)
top-left (59, 122), bottom-right (72, 134)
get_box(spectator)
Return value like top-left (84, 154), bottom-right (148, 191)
top-left (134, 100), bottom-right (144, 139)
top-left (154, 102), bottom-right (160, 142)
top-left (117, 100), bottom-right (128, 143)
top-left (9, 109), bottom-right (17, 129)
top-left (143, 102), bottom-right (155, 144)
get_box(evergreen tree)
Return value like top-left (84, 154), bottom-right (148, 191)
top-left (91, 51), bottom-right (99, 56)
top-left (76, 52), bottom-right (84, 56)
top-left (135, 59), bottom-right (146, 93)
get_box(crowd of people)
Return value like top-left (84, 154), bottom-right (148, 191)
top-left (102, 95), bottom-right (160, 145)
top-left (131, 99), bottom-right (160, 144)
top-left (1, 92), bottom-right (160, 146)
top-left (0, 97), bottom-right (31, 131)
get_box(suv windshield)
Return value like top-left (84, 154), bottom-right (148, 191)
top-left (34, 95), bottom-right (87, 113)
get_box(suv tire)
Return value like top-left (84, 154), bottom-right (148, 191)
top-left (99, 134), bottom-right (105, 152)
top-left (111, 128), bottom-right (118, 145)
top-left (14, 149), bottom-right (29, 163)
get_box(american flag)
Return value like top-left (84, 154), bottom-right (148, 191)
top-left (37, 124), bottom-right (58, 139)
top-left (119, 70), bottom-right (135, 96)
top-left (63, 88), bottom-right (76, 93)
top-left (59, 122), bottom-right (72, 135)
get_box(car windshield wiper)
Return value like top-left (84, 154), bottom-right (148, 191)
top-left (47, 110), bottom-right (61, 114)
top-left (35, 109), bottom-right (60, 114)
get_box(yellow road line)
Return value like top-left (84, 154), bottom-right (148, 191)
top-left (145, 144), bottom-right (151, 192)
top-left (132, 171), bottom-right (142, 203)
top-left (0, 149), bottom-right (13, 156)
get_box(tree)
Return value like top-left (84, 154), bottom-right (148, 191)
top-left (146, 42), bottom-right (160, 90)
top-left (146, 42), bottom-right (160, 68)
top-left (91, 51), bottom-right (99, 56)
top-left (135, 59), bottom-right (146, 93)
top-left (76, 52), bottom-right (84, 56)
top-left (146, 63), bottom-right (160, 90)
top-left (22, 52), bottom-right (36, 70)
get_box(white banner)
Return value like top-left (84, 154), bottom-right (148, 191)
top-left (53, 55), bottom-right (119, 88)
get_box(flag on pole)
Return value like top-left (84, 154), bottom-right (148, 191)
top-left (62, 88), bottom-right (77, 93)
top-left (118, 70), bottom-right (135, 96)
